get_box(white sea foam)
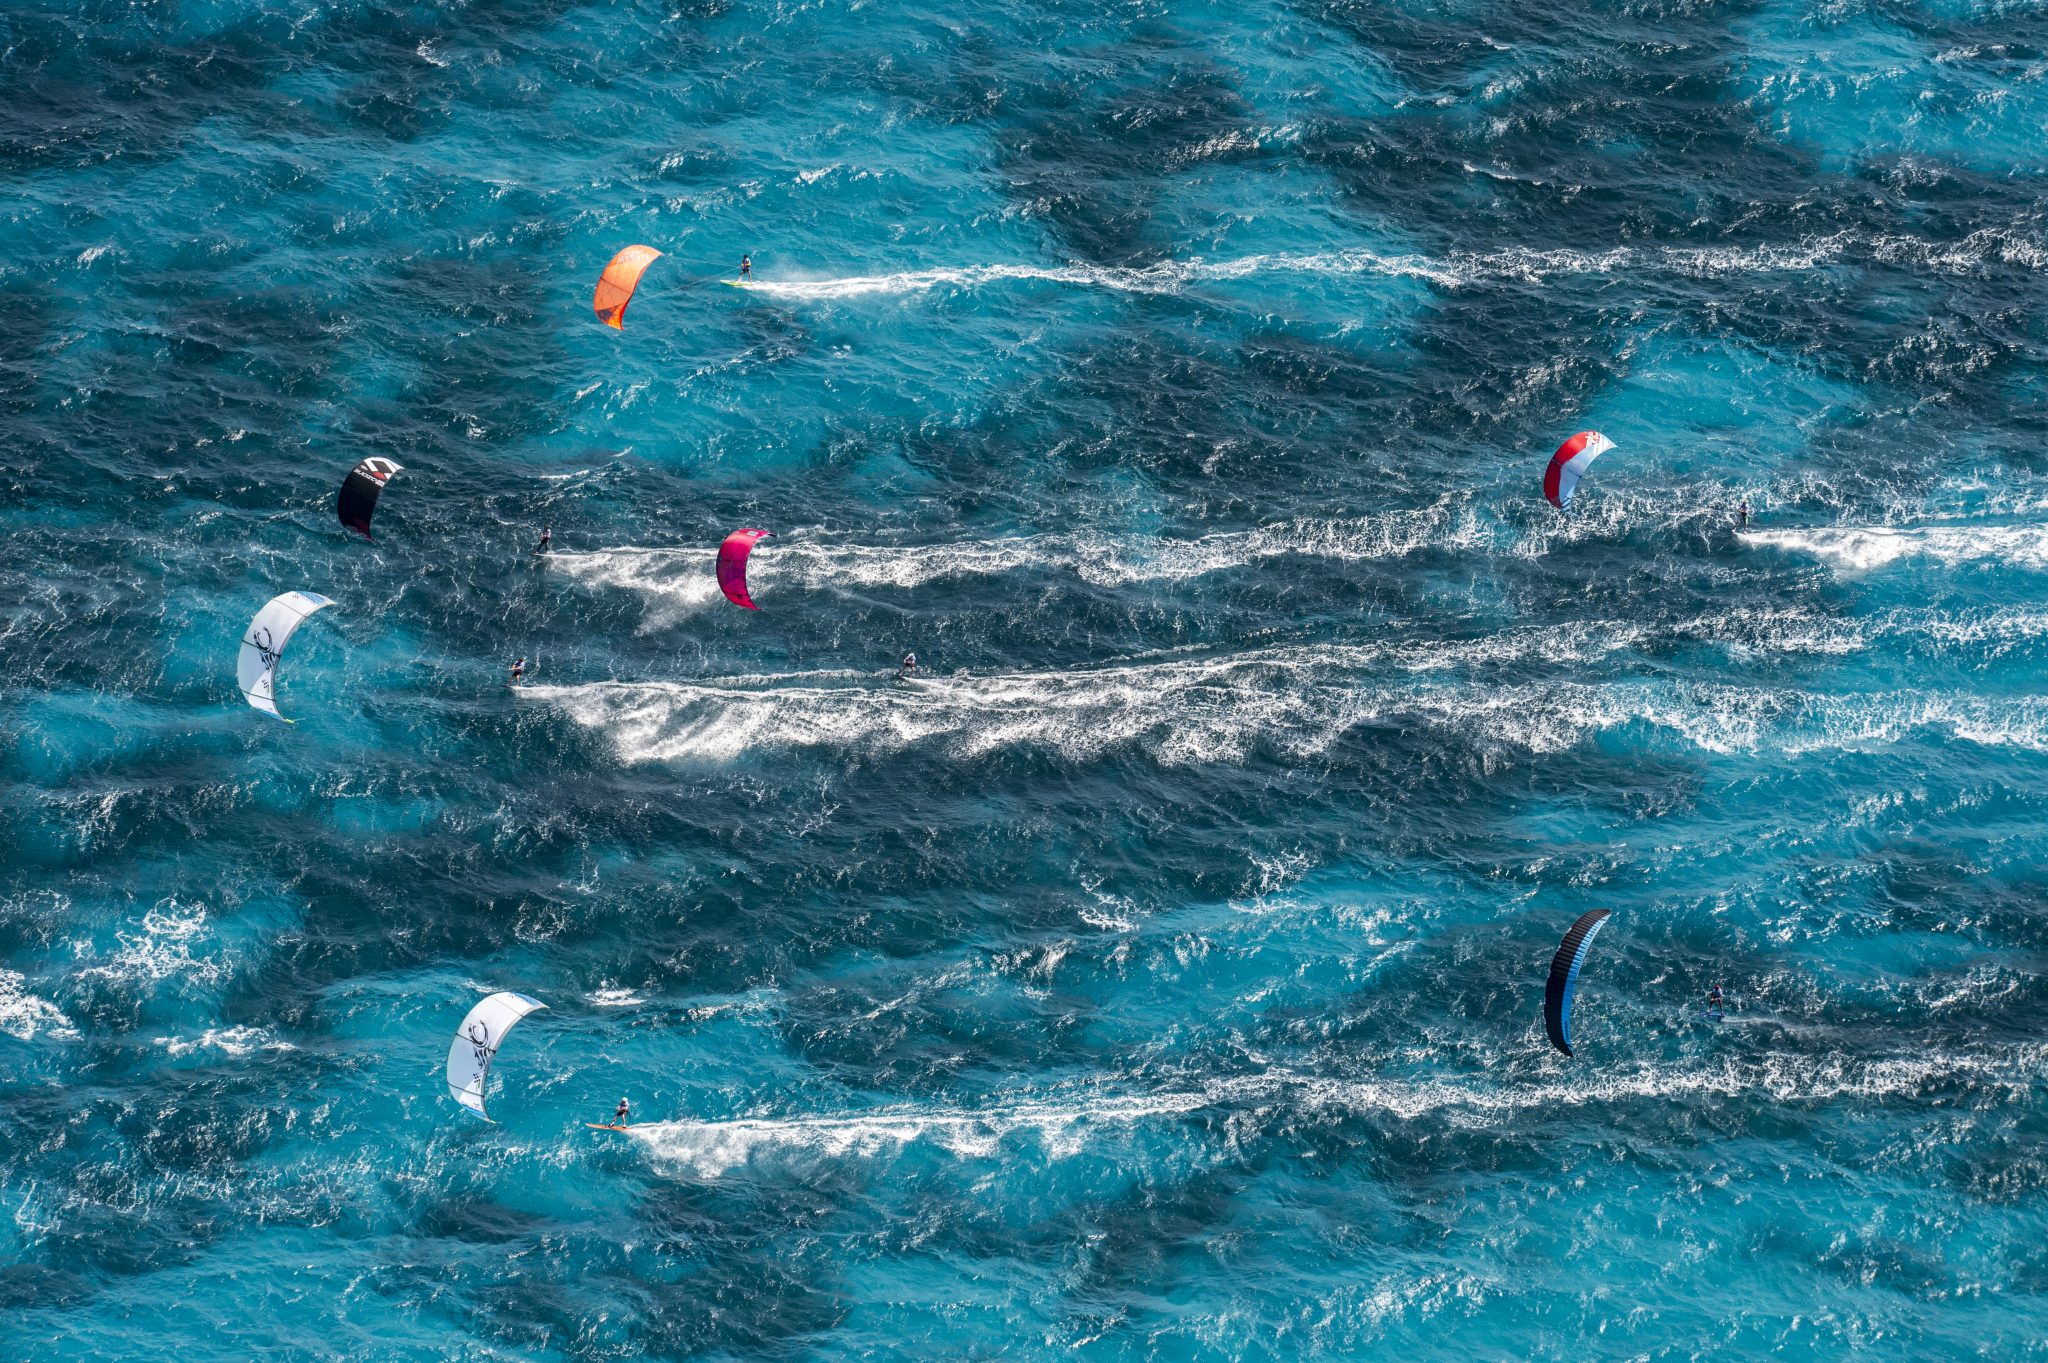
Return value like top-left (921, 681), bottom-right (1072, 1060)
top-left (734, 245), bottom-right (1760, 300)
top-left (1254, 1049), bottom-right (2048, 1126)
top-left (680, 988), bottom-right (780, 1023)
top-left (634, 1046), bottom-right (2044, 1175)
top-left (729, 231), bottom-right (2048, 303)
top-left (1743, 524), bottom-right (2048, 572)
top-left (1870, 226), bottom-right (2048, 274)
top-left (0, 969), bottom-right (78, 1041)
top-left (155, 1026), bottom-right (292, 1058)
top-left (635, 1089), bottom-right (1211, 1175)
top-left (1077, 507), bottom-right (1489, 584)
top-left (587, 986), bottom-right (645, 1008)
top-left (546, 548), bottom-right (726, 624)
top-left (77, 902), bottom-right (224, 989)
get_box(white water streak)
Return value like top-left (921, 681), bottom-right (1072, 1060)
top-left (1744, 524), bottom-right (2048, 571)
top-left (733, 231), bottom-right (2047, 301)
top-left (526, 629), bottom-right (2048, 765)
top-left (549, 506), bottom-right (1485, 621)
top-left (635, 1046), bottom-right (2046, 1176)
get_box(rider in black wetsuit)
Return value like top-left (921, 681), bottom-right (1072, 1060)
top-left (740, 254), bottom-right (752, 280)
top-left (534, 525), bottom-right (552, 556)
top-left (510, 657), bottom-right (527, 686)
top-left (898, 651), bottom-right (917, 680)
top-left (614, 1097), bottom-right (630, 1126)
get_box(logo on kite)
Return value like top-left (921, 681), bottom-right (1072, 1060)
top-left (594, 245), bottom-right (664, 329)
top-left (336, 457), bottom-right (404, 540)
top-left (1543, 431), bottom-right (1614, 510)
top-left (237, 591), bottom-right (336, 723)
top-left (717, 528), bottom-right (773, 610)
top-left (1543, 909), bottom-right (1611, 1058)
top-left (446, 991), bottom-right (548, 1121)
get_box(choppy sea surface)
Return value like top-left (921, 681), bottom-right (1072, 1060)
top-left (5, 0), bottom-right (2048, 1357)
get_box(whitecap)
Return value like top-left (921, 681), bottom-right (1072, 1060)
top-left (77, 902), bottom-right (224, 989)
top-left (0, 969), bottom-right (78, 1041)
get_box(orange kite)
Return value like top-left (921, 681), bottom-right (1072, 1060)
top-left (594, 245), bottom-right (663, 328)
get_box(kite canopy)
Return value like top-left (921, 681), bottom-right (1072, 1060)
top-left (446, 991), bottom-right (548, 1120)
top-left (336, 457), bottom-right (403, 539)
top-left (1543, 430), bottom-right (1615, 510)
top-left (717, 528), bottom-right (772, 610)
top-left (238, 591), bottom-right (335, 721)
top-left (1543, 909), bottom-right (1612, 1058)
top-left (594, 245), bottom-right (663, 328)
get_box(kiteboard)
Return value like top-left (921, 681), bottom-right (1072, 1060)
top-left (722, 279), bottom-right (754, 290)
top-left (585, 1122), bottom-right (634, 1132)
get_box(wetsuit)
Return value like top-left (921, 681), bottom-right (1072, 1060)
top-left (740, 256), bottom-right (752, 280)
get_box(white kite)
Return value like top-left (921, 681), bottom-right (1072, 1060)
top-left (446, 991), bottom-right (548, 1120)
top-left (238, 591), bottom-right (335, 721)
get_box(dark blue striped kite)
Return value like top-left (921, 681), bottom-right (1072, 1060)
top-left (1543, 909), bottom-right (1611, 1058)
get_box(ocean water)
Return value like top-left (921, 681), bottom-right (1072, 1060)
top-left (4, 0), bottom-right (2048, 1357)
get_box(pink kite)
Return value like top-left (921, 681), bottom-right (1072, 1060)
top-left (717, 528), bottom-right (772, 609)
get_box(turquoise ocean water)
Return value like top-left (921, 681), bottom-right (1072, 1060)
top-left (4, 0), bottom-right (2048, 1357)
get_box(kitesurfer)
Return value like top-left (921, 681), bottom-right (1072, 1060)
top-left (1706, 984), bottom-right (1725, 1014)
top-left (533, 525), bottom-right (552, 556)
top-left (898, 651), bottom-right (917, 680)
top-left (1736, 499), bottom-right (1751, 530)
top-left (615, 1096), bottom-right (631, 1126)
top-left (510, 657), bottom-right (527, 687)
top-left (739, 254), bottom-right (752, 281)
